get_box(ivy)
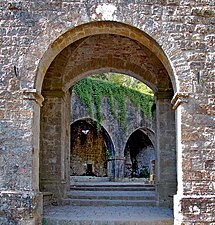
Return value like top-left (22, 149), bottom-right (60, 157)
top-left (72, 78), bottom-right (153, 130)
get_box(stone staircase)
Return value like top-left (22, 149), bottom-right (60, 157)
top-left (63, 182), bottom-right (157, 206)
top-left (42, 178), bottom-right (173, 225)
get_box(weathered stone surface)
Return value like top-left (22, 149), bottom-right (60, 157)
top-left (70, 92), bottom-right (155, 179)
top-left (0, 191), bottom-right (41, 224)
top-left (0, 0), bottom-right (214, 224)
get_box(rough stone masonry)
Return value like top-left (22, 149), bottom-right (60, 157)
top-left (0, 0), bottom-right (214, 224)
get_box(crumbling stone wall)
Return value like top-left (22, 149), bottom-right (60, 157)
top-left (0, 0), bottom-right (214, 224)
top-left (70, 120), bottom-right (107, 177)
top-left (70, 91), bottom-right (155, 179)
top-left (124, 130), bottom-right (155, 178)
top-left (71, 92), bottom-right (154, 156)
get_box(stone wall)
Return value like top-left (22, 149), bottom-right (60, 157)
top-left (70, 120), bottom-right (107, 177)
top-left (70, 91), bottom-right (155, 179)
top-left (0, 0), bottom-right (214, 224)
top-left (71, 92), bottom-right (154, 158)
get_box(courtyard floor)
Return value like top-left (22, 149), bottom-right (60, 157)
top-left (43, 205), bottom-right (173, 225)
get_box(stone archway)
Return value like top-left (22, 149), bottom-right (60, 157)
top-left (34, 21), bottom-right (178, 93)
top-left (1, 0), bottom-right (214, 222)
top-left (70, 118), bottom-right (115, 178)
top-left (38, 21), bottom-right (177, 208)
top-left (124, 129), bottom-right (155, 180)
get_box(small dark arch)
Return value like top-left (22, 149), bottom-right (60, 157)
top-left (124, 129), bottom-right (155, 180)
top-left (70, 118), bottom-right (115, 178)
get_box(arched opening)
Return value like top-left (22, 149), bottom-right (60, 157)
top-left (124, 129), bottom-right (155, 181)
top-left (35, 21), bottom-right (177, 93)
top-left (38, 21), bottom-right (176, 210)
top-left (70, 119), bottom-right (114, 179)
top-left (70, 73), bottom-right (154, 182)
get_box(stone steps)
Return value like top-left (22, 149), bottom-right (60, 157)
top-left (64, 182), bottom-right (156, 206)
top-left (70, 176), bottom-right (110, 182)
top-left (43, 218), bottom-right (173, 225)
top-left (67, 190), bottom-right (156, 200)
top-left (63, 198), bottom-right (157, 206)
top-left (42, 182), bottom-right (173, 224)
top-left (70, 176), bottom-right (149, 183)
top-left (70, 182), bottom-right (155, 191)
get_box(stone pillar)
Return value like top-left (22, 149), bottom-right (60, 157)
top-left (171, 92), bottom-right (215, 224)
top-left (0, 89), bottom-right (44, 224)
top-left (40, 90), bottom-right (70, 203)
top-left (114, 157), bottom-right (125, 181)
top-left (155, 92), bottom-right (177, 208)
top-left (171, 92), bottom-right (189, 224)
top-left (107, 158), bottom-right (115, 179)
top-left (149, 160), bottom-right (156, 184)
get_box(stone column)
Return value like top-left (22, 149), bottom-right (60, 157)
top-left (107, 157), bottom-right (115, 179)
top-left (0, 89), bottom-right (44, 224)
top-left (171, 92), bottom-right (215, 224)
top-left (23, 90), bottom-right (44, 192)
top-left (114, 156), bottom-right (125, 181)
top-left (172, 90), bottom-right (212, 225)
top-left (149, 160), bottom-right (156, 184)
top-left (40, 90), bottom-right (70, 203)
top-left (155, 92), bottom-right (177, 208)
top-left (171, 92), bottom-right (189, 223)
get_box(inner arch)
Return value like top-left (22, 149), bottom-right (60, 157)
top-left (124, 129), bottom-right (155, 179)
top-left (70, 119), bottom-right (114, 178)
top-left (42, 33), bottom-right (173, 95)
top-left (35, 21), bottom-right (177, 93)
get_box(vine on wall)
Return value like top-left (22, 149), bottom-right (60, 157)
top-left (72, 78), bottom-right (154, 130)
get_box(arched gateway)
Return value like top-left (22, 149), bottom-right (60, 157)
top-left (1, 2), bottom-right (214, 224)
top-left (38, 21), bottom-right (177, 209)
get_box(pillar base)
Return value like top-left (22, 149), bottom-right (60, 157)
top-left (0, 191), bottom-right (42, 225)
top-left (156, 182), bottom-right (177, 208)
top-left (40, 178), bottom-right (67, 204)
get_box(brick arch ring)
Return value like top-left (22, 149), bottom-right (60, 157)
top-left (33, 21), bottom-right (180, 94)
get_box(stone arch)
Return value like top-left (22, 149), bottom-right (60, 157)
top-left (70, 118), bottom-right (115, 178)
top-left (2, 2), bottom-right (214, 224)
top-left (39, 21), bottom-right (177, 208)
top-left (32, 21), bottom-right (181, 93)
top-left (124, 128), bottom-right (155, 179)
top-left (70, 117), bottom-right (115, 158)
top-left (125, 127), bottom-right (155, 149)
top-left (64, 66), bottom-right (157, 93)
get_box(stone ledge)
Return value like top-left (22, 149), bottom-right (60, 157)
top-left (171, 92), bottom-right (189, 110)
top-left (23, 89), bottom-right (44, 107)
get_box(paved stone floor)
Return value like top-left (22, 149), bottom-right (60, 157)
top-left (43, 205), bottom-right (173, 225)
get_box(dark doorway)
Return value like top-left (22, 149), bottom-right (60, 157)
top-left (70, 119), bottom-right (114, 177)
top-left (124, 129), bottom-right (155, 179)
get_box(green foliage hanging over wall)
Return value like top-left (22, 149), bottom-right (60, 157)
top-left (72, 77), bottom-right (154, 130)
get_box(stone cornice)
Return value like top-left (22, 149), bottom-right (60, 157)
top-left (171, 92), bottom-right (190, 110)
top-left (23, 89), bottom-right (44, 107)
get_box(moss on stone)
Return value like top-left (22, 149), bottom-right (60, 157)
top-left (72, 77), bottom-right (153, 130)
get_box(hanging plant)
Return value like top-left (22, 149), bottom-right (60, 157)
top-left (72, 78), bottom-right (153, 130)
